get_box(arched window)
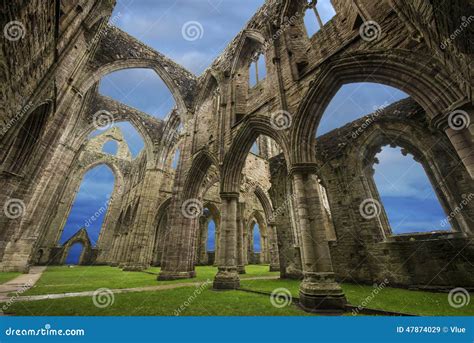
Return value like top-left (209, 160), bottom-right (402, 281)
top-left (102, 140), bottom-right (119, 155)
top-left (65, 242), bottom-right (84, 265)
top-left (89, 122), bottom-right (144, 158)
top-left (249, 53), bottom-right (266, 88)
top-left (60, 165), bottom-right (115, 245)
top-left (304, 0), bottom-right (336, 37)
top-left (373, 146), bottom-right (448, 234)
top-left (316, 83), bottom-right (408, 137)
top-left (172, 148), bottom-right (180, 170)
top-left (253, 223), bottom-right (261, 253)
top-left (207, 219), bottom-right (216, 252)
top-left (99, 69), bottom-right (176, 120)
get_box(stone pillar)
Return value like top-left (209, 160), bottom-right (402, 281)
top-left (444, 108), bottom-right (474, 179)
top-left (291, 166), bottom-right (346, 312)
top-left (213, 193), bottom-right (240, 289)
top-left (242, 227), bottom-right (248, 266)
top-left (197, 217), bottom-right (208, 265)
top-left (268, 223), bottom-right (280, 272)
top-left (236, 202), bottom-right (246, 274)
top-left (158, 113), bottom-right (197, 280)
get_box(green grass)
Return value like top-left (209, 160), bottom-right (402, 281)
top-left (13, 266), bottom-right (472, 316)
top-left (240, 279), bottom-right (474, 316)
top-left (4, 288), bottom-right (308, 316)
top-left (23, 265), bottom-right (277, 296)
top-left (0, 272), bottom-right (21, 284)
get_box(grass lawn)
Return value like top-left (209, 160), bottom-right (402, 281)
top-left (10, 266), bottom-right (472, 316)
top-left (239, 279), bottom-right (474, 316)
top-left (23, 265), bottom-right (278, 296)
top-left (0, 272), bottom-right (21, 284)
top-left (4, 288), bottom-right (308, 316)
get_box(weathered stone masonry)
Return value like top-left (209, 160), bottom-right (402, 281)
top-left (1, 0), bottom-right (473, 312)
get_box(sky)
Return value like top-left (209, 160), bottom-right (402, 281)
top-left (61, 165), bottom-right (114, 248)
top-left (253, 223), bottom-right (261, 252)
top-left (207, 219), bottom-right (216, 251)
top-left (62, 1), bottom-right (449, 264)
top-left (204, 221), bottom-right (260, 252)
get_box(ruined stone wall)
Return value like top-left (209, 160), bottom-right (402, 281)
top-left (1, 0), bottom-right (472, 290)
top-left (268, 99), bottom-right (474, 288)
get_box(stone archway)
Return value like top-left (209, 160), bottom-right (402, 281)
top-left (194, 202), bottom-right (221, 266)
top-left (37, 150), bottom-right (126, 266)
top-left (246, 211), bottom-right (269, 265)
top-left (150, 197), bottom-right (172, 267)
top-left (349, 112), bottom-right (474, 237)
top-left (290, 50), bottom-right (467, 165)
top-left (158, 149), bottom-right (220, 280)
top-left (57, 228), bottom-right (93, 265)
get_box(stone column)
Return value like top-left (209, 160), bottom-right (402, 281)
top-left (236, 201), bottom-right (246, 274)
top-left (158, 114), bottom-right (197, 280)
top-left (242, 227), bottom-right (248, 266)
top-left (213, 192), bottom-right (240, 289)
top-left (291, 166), bottom-right (346, 312)
top-left (268, 223), bottom-right (280, 272)
top-left (444, 108), bottom-right (474, 179)
top-left (197, 217), bottom-right (208, 265)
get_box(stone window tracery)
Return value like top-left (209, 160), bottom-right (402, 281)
top-left (249, 52), bottom-right (266, 88)
top-left (304, 0), bottom-right (336, 37)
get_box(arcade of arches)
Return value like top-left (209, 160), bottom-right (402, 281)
top-left (1, 0), bottom-right (473, 313)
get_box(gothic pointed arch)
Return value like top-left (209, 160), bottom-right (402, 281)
top-left (221, 116), bottom-right (290, 194)
top-left (75, 27), bottom-right (197, 114)
top-left (183, 149), bottom-right (220, 199)
top-left (290, 49), bottom-right (467, 164)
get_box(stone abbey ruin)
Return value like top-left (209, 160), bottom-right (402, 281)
top-left (1, 0), bottom-right (473, 312)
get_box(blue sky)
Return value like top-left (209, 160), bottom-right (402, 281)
top-left (90, 122), bottom-right (144, 157)
top-left (207, 219), bottom-right (216, 251)
top-left (253, 223), bottom-right (261, 252)
top-left (60, 165), bottom-right (114, 247)
top-left (62, 1), bottom-right (450, 263)
top-left (320, 83), bottom-right (448, 234)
